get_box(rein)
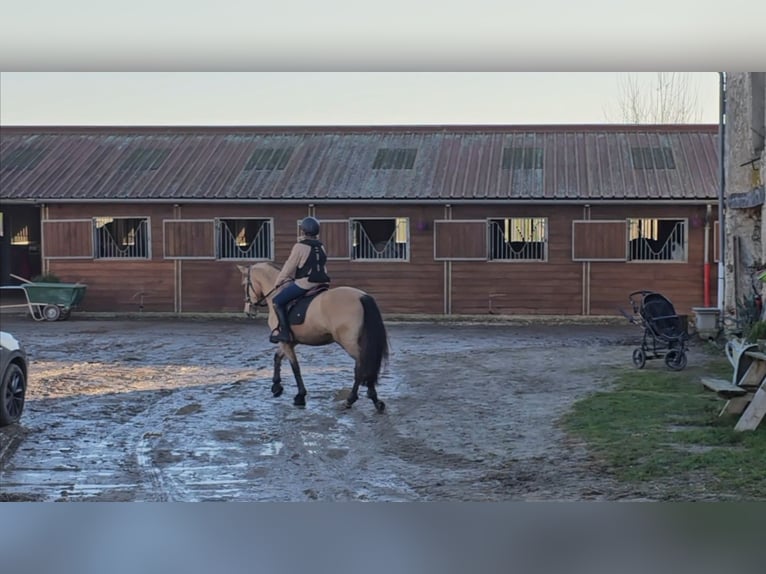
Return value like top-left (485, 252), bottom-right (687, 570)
top-left (244, 269), bottom-right (289, 309)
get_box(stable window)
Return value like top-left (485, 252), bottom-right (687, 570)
top-left (627, 218), bottom-right (686, 262)
top-left (351, 218), bottom-right (409, 261)
top-left (216, 218), bottom-right (273, 260)
top-left (94, 217), bottom-right (150, 259)
top-left (488, 217), bottom-right (547, 261)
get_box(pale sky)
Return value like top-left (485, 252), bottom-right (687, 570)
top-left (1, 1), bottom-right (758, 127)
top-left (0, 72), bottom-right (721, 126)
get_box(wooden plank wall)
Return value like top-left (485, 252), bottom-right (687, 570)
top-left (588, 204), bottom-right (715, 316)
top-left (40, 202), bottom-right (719, 316)
top-left (313, 204), bottom-right (445, 315)
top-left (45, 203), bottom-right (176, 312)
top-left (448, 205), bottom-right (585, 315)
top-left (177, 204), bottom-right (309, 313)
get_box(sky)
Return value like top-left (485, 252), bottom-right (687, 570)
top-left (0, 72), bottom-right (722, 126)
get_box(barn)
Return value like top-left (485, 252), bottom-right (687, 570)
top-left (0, 124), bottom-right (721, 317)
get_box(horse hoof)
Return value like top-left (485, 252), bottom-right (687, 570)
top-left (271, 383), bottom-right (283, 397)
top-left (375, 401), bottom-right (386, 413)
top-left (345, 400), bottom-right (354, 409)
top-left (294, 394), bottom-right (306, 407)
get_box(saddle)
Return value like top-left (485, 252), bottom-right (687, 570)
top-left (285, 284), bottom-right (329, 326)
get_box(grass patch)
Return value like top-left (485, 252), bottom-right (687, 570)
top-left (562, 358), bottom-right (766, 500)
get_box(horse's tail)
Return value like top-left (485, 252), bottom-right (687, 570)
top-left (357, 294), bottom-right (389, 386)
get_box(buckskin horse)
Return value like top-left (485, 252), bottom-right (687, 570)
top-left (238, 263), bottom-right (389, 412)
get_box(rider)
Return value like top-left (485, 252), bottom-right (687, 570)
top-left (269, 216), bottom-right (331, 343)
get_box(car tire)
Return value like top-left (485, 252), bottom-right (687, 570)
top-left (0, 363), bottom-right (26, 426)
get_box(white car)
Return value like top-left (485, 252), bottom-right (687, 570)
top-left (1, 331), bottom-right (28, 426)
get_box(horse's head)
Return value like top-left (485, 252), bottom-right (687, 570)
top-left (237, 264), bottom-right (253, 288)
top-left (237, 264), bottom-right (263, 314)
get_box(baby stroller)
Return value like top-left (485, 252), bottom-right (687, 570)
top-left (621, 290), bottom-right (689, 371)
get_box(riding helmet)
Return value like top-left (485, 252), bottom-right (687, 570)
top-left (300, 216), bottom-right (320, 236)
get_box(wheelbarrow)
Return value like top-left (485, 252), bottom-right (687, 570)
top-left (1, 275), bottom-right (87, 321)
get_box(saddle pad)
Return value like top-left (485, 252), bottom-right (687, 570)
top-left (286, 286), bottom-right (328, 325)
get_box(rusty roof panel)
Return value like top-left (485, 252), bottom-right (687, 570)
top-left (0, 125), bottom-right (720, 202)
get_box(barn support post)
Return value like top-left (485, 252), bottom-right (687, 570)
top-left (582, 204), bottom-right (591, 315)
top-left (40, 204), bottom-right (48, 277)
top-left (444, 204), bottom-right (452, 315)
top-left (718, 72), bottom-right (727, 312)
top-left (704, 204), bottom-right (712, 307)
top-left (173, 204), bottom-right (182, 314)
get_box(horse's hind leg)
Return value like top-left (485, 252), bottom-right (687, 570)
top-left (271, 349), bottom-right (284, 397)
top-left (345, 363), bottom-right (361, 408)
top-left (366, 382), bottom-right (385, 413)
top-left (282, 344), bottom-right (307, 407)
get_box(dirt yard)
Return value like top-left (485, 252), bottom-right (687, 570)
top-left (1, 313), bottom-right (682, 501)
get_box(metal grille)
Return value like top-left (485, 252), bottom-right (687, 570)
top-left (628, 219), bottom-right (686, 261)
top-left (488, 218), bottom-right (547, 261)
top-left (217, 219), bottom-right (272, 259)
top-left (94, 217), bottom-right (149, 259)
top-left (352, 219), bottom-right (408, 260)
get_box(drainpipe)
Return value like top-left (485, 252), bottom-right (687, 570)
top-left (717, 72), bottom-right (726, 313)
top-left (704, 204), bottom-right (712, 306)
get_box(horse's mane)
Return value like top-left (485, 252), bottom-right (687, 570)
top-left (264, 262), bottom-right (281, 271)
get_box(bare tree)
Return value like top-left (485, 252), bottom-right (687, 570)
top-left (606, 73), bottom-right (703, 124)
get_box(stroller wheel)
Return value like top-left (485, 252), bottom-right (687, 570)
top-left (665, 350), bottom-right (687, 371)
top-left (632, 348), bottom-right (646, 369)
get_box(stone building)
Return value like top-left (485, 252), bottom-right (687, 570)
top-left (723, 72), bottom-right (766, 325)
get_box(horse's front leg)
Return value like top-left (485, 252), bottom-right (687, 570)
top-left (271, 348), bottom-right (284, 397)
top-left (282, 344), bottom-right (307, 407)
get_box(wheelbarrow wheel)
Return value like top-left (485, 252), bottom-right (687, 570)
top-left (42, 304), bottom-right (62, 322)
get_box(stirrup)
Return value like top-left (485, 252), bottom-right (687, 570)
top-left (269, 328), bottom-right (292, 344)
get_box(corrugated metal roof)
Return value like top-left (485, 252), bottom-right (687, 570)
top-left (0, 125), bottom-right (720, 202)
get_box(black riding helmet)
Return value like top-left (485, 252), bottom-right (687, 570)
top-left (300, 216), bottom-right (320, 237)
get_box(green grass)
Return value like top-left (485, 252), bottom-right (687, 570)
top-left (562, 358), bottom-right (766, 500)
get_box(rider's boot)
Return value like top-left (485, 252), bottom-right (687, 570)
top-left (269, 305), bottom-right (293, 343)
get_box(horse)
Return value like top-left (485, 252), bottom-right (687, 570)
top-left (237, 262), bottom-right (389, 412)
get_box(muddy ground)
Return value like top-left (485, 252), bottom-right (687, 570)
top-left (0, 313), bottom-right (701, 501)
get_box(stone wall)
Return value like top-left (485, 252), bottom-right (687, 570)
top-left (724, 72), bottom-right (766, 326)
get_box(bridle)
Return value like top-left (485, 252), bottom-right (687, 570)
top-left (243, 267), bottom-right (288, 311)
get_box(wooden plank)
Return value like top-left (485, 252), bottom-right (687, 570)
top-left (571, 220), bottom-right (627, 261)
top-left (734, 383), bottom-right (766, 431)
top-left (433, 220), bottom-right (487, 260)
top-left (42, 219), bottom-right (94, 259)
top-left (736, 358), bottom-right (766, 388)
top-left (701, 377), bottom-right (748, 397)
top-left (720, 395), bottom-right (754, 416)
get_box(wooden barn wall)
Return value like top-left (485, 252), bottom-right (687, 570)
top-left (448, 205), bottom-right (586, 315)
top-left (40, 201), bottom-right (719, 316)
top-left (313, 204), bottom-right (445, 315)
top-left (587, 204), bottom-right (717, 316)
top-left (176, 204), bottom-right (309, 312)
top-left (45, 203), bottom-right (176, 312)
